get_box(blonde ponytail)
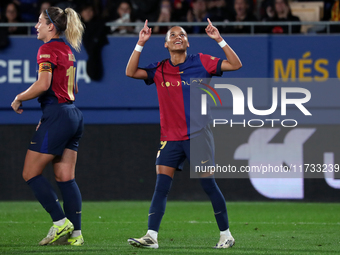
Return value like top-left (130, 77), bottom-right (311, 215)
top-left (64, 8), bottom-right (84, 52)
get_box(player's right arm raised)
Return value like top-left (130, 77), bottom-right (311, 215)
top-left (126, 20), bottom-right (152, 79)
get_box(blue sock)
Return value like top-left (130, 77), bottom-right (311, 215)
top-left (26, 175), bottom-right (65, 222)
top-left (57, 179), bottom-right (82, 230)
top-left (200, 177), bottom-right (229, 231)
top-left (148, 174), bottom-right (173, 232)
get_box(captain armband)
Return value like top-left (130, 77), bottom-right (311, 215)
top-left (38, 62), bottom-right (52, 73)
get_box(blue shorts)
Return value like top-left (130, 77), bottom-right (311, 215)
top-left (155, 125), bottom-right (215, 170)
top-left (29, 103), bottom-right (84, 156)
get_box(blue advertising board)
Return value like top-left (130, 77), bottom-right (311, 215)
top-left (1, 35), bottom-right (339, 124)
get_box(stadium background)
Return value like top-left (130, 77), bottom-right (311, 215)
top-left (1, 34), bottom-right (340, 202)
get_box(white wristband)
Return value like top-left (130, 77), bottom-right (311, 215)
top-left (134, 44), bottom-right (143, 52)
top-left (218, 40), bottom-right (227, 48)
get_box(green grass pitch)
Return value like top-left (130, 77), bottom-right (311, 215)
top-left (0, 201), bottom-right (339, 254)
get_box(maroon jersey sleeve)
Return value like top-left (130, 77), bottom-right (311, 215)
top-left (37, 44), bottom-right (57, 65)
top-left (199, 53), bottom-right (223, 76)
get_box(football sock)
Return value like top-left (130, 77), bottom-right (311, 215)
top-left (53, 217), bottom-right (66, 226)
top-left (71, 230), bottom-right (82, 238)
top-left (57, 179), bottom-right (82, 230)
top-left (147, 230), bottom-right (158, 241)
top-left (200, 177), bottom-right (229, 231)
top-left (26, 175), bottom-right (65, 222)
top-left (220, 229), bottom-right (232, 237)
top-left (148, 174), bottom-right (173, 232)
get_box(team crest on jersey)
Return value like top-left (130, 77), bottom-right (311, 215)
top-left (40, 54), bottom-right (50, 59)
top-left (68, 54), bottom-right (76, 61)
top-left (38, 62), bottom-right (52, 73)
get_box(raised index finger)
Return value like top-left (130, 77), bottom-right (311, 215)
top-left (144, 19), bottom-right (148, 28)
top-left (207, 18), bottom-right (212, 26)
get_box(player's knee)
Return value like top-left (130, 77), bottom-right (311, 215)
top-left (55, 175), bottom-right (74, 182)
top-left (155, 185), bottom-right (171, 195)
top-left (154, 174), bottom-right (172, 195)
top-left (155, 181), bottom-right (172, 195)
top-left (200, 177), bottom-right (218, 194)
top-left (22, 170), bottom-right (35, 182)
top-left (22, 171), bottom-right (29, 182)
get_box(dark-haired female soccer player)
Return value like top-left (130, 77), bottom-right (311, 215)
top-left (11, 6), bottom-right (85, 246)
top-left (126, 19), bottom-right (242, 249)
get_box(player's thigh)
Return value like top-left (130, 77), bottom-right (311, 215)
top-left (189, 129), bottom-right (215, 164)
top-left (155, 141), bottom-right (187, 172)
top-left (65, 106), bottom-right (84, 152)
top-left (29, 105), bottom-right (81, 156)
top-left (185, 127), bottom-right (215, 177)
top-left (156, 165), bottom-right (176, 178)
top-left (53, 148), bottom-right (78, 182)
top-left (22, 150), bottom-right (55, 181)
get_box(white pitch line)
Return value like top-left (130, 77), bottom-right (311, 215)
top-left (188, 221), bottom-right (340, 225)
top-left (0, 221), bottom-right (339, 225)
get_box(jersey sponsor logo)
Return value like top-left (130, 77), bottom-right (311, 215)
top-left (40, 54), bottom-right (50, 59)
top-left (161, 81), bottom-right (180, 87)
top-left (201, 159), bottom-right (209, 164)
top-left (38, 62), bottom-right (52, 73)
top-left (160, 79), bottom-right (206, 87)
top-left (30, 141), bottom-right (36, 144)
top-left (68, 54), bottom-right (76, 62)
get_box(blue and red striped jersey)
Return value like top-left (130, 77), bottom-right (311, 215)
top-left (36, 38), bottom-right (77, 106)
top-left (144, 53), bottom-right (223, 141)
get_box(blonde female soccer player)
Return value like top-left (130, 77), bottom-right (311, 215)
top-left (11, 6), bottom-right (85, 246)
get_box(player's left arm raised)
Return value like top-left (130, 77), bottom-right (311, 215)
top-left (11, 69), bottom-right (51, 114)
top-left (205, 18), bottom-right (242, 72)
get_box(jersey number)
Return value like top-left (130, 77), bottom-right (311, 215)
top-left (160, 141), bottom-right (167, 149)
top-left (66, 66), bottom-right (76, 100)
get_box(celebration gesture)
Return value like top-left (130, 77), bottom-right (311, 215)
top-left (205, 18), bottom-right (222, 42)
top-left (138, 20), bottom-right (152, 45)
top-left (126, 21), bottom-right (242, 249)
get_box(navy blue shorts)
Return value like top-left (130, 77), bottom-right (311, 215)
top-left (29, 103), bottom-right (84, 156)
top-left (155, 125), bottom-right (215, 170)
